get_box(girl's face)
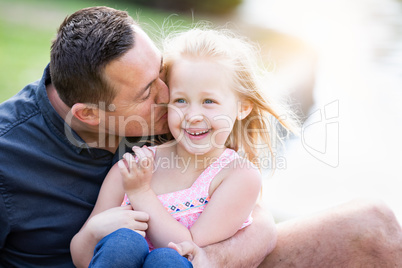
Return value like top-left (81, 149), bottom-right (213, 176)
top-left (168, 58), bottom-right (240, 156)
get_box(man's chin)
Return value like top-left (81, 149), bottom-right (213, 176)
top-left (154, 123), bottom-right (170, 136)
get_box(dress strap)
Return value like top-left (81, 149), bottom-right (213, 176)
top-left (192, 148), bottom-right (240, 194)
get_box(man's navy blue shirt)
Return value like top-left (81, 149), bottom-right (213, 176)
top-left (0, 66), bottom-right (135, 267)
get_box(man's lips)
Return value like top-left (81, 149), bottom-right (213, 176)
top-left (157, 111), bottom-right (168, 121)
top-left (161, 112), bottom-right (168, 119)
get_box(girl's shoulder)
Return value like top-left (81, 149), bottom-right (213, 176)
top-left (227, 155), bottom-right (261, 181)
top-left (209, 149), bottom-right (261, 195)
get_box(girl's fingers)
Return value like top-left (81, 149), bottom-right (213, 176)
top-left (132, 146), bottom-right (153, 169)
top-left (132, 146), bottom-right (146, 159)
top-left (118, 159), bottom-right (129, 177)
top-left (132, 146), bottom-right (153, 160)
top-left (142, 145), bottom-right (155, 158)
top-left (135, 230), bottom-right (146, 237)
top-left (122, 153), bottom-right (135, 170)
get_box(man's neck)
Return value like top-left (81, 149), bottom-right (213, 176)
top-left (46, 83), bottom-right (121, 153)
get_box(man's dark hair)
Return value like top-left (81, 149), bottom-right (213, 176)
top-left (50, 6), bottom-right (137, 107)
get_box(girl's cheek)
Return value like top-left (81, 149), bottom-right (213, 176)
top-left (168, 113), bottom-right (182, 129)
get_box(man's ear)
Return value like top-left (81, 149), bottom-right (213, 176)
top-left (237, 99), bottom-right (253, 121)
top-left (71, 103), bottom-right (100, 126)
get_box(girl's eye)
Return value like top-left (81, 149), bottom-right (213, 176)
top-left (176, 99), bottom-right (186, 104)
top-left (204, 99), bottom-right (214, 104)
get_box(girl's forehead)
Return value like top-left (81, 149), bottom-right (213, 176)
top-left (169, 58), bottom-right (231, 82)
top-left (171, 56), bottom-right (225, 70)
top-left (167, 57), bottom-right (240, 97)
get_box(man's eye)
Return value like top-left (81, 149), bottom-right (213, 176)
top-left (142, 87), bottom-right (151, 101)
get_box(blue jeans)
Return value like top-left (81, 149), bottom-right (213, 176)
top-left (89, 228), bottom-right (193, 268)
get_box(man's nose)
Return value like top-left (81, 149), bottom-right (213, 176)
top-left (155, 78), bottom-right (169, 104)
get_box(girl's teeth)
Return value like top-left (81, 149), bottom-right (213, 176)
top-left (187, 130), bottom-right (208, 135)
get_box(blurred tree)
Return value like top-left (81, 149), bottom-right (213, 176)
top-left (129, 0), bottom-right (243, 14)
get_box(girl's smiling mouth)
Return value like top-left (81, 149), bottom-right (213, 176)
top-left (184, 128), bottom-right (211, 139)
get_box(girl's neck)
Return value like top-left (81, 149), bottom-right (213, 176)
top-left (174, 144), bottom-right (227, 171)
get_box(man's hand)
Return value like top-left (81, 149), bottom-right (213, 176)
top-left (86, 205), bottom-right (149, 241)
top-left (71, 205), bottom-right (149, 268)
top-left (169, 241), bottom-right (211, 268)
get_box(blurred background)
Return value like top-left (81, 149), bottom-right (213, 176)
top-left (1, 0), bottom-right (401, 222)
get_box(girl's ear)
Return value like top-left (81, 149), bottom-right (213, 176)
top-left (71, 103), bottom-right (100, 126)
top-left (237, 99), bottom-right (253, 121)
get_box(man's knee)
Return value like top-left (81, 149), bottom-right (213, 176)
top-left (351, 199), bottom-right (400, 231)
top-left (366, 199), bottom-right (399, 226)
top-left (349, 199), bottom-right (402, 251)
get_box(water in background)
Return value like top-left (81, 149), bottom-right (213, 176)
top-left (237, 0), bottom-right (402, 221)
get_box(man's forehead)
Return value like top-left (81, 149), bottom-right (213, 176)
top-left (132, 25), bottom-right (161, 53)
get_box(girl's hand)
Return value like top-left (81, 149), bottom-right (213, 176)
top-left (118, 146), bottom-right (154, 196)
top-left (169, 241), bottom-right (211, 268)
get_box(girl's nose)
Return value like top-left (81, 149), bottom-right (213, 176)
top-left (184, 104), bottom-right (204, 123)
top-left (186, 114), bottom-right (204, 123)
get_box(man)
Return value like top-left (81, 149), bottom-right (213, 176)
top-left (0, 6), bottom-right (401, 268)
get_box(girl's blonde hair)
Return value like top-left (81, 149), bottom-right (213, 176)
top-left (163, 27), bottom-right (298, 169)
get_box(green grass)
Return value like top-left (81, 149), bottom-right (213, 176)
top-left (0, 0), bottom-right (311, 105)
top-left (0, 0), bottom-right (195, 102)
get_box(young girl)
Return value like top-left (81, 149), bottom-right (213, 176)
top-left (72, 27), bottom-right (294, 267)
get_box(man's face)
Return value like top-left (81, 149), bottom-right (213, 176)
top-left (103, 26), bottom-right (169, 138)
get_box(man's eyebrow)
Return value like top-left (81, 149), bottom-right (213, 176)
top-left (140, 80), bottom-right (154, 95)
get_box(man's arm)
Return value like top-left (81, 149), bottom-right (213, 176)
top-left (70, 164), bottom-right (149, 268)
top-left (259, 199), bottom-right (402, 267)
top-left (0, 191), bottom-right (10, 253)
top-left (170, 203), bottom-right (277, 268)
